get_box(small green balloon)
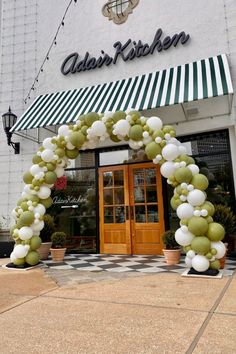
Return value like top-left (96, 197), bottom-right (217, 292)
top-left (32, 155), bottom-right (42, 164)
top-left (210, 259), bottom-right (220, 270)
top-left (20, 202), bottom-right (29, 211)
top-left (206, 252), bottom-right (212, 259)
top-left (129, 124), bottom-right (143, 141)
top-left (13, 258), bottom-right (25, 266)
top-left (46, 163), bottom-right (56, 171)
top-left (27, 195), bottom-right (40, 203)
top-left (112, 111), bottom-right (126, 122)
top-left (152, 130), bottom-right (164, 140)
top-left (145, 142), bottom-right (162, 160)
top-left (65, 149), bottom-right (79, 159)
top-left (69, 131), bottom-right (86, 148)
top-left (174, 167), bottom-right (193, 184)
top-left (206, 216), bottom-right (213, 224)
top-left (30, 236), bottom-right (42, 251)
top-left (188, 216), bottom-right (209, 236)
top-left (25, 251), bottom-right (40, 266)
top-left (39, 197), bottom-right (53, 209)
top-left (211, 248), bottom-right (217, 255)
top-left (207, 222), bottom-right (225, 242)
top-left (191, 236), bottom-right (211, 255)
top-left (170, 196), bottom-right (182, 210)
top-left (201, 201), bottom-right (215, 217)
top-left (55, 148), bottom-right (65, 158)
top-left (110, 134), bottom-right (121, 143)
top-left (23, 172), bottom-right (34, 184)
top-left (19, 211), bottom-right (35, 226)
top-left (44, 171), bottom-right (57, 184)
top-left (190, 174), bottom-right (209, 191)
top-left (85, 112), bottom-right (99, 126)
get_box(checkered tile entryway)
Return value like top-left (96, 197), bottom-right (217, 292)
top-left (42, 254), bottom-right (236, 275)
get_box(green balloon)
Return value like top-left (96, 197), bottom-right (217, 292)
top-left (206, 252), bottom-right (212, 259)
top-left (163, 125), bottom-right (174, 134)
top-left (27, 195), bottom-right (40, 203)
top-left (19, 211), bottom-right (35, 226)
top-left (170, 196), bottom-right (182, 210)
top-left (69, 131), bottom-right (86, 148)
top-left (188, 216), bottom-right (209, 236)
top-left (55, 148), bottom-right (65, 158)
top-left (129, 124), bottom-right (143, 141)
top-left (21, 202), bottom-right (29, 211)
top-left (191, 174), bottom-right (209, 191)
top-left (65, 149), bottom-right (79, 159)
top-left (206, 216), bottom-right (213, 224)
top-left (201, 201), bottom-right (215, 216)
top-left (152, 130), bottom-right (165, 140)
top-left (32, 154), bottom-right (42, 164)
top-left (112, 111), bottom-right (126, 122)
top-left (211, 248), bottom-right (217, 255)
top-left (80, 126), bottom-right (88, 135)
top-left (191, 236), bottom-right (211, 254)
top-left (25, 251), bottom-right (40, 266)
top-left (207, 222), bottom-right (225, 242)
top-left (17, 198), bottom-right (26, 206)
top-left (85, 112), bottom-right (99, 126)
top-left (39, 197), bottom-right (53, 209)
top-left (30, 236), bottom-right (42, 250)
top-left (23, 172), bottom-right (34, 184)
top-left (44, 172), bottom-right (57, 184)
top-left (210, 259), bottom-right (220, 270)
top-left (174, 167), bottom-right (192, 184)
top-left (13, 258), bottom-right (25, 266)
top-left (110, 134), bottom-right (121, 143)
top-left (145, 142), bottom-right (162, 159)
top-left (46, 163), bottom-right (56, 171)
top-left (129, 111), bottom-right (141, 121)
top-left (187, 156), bottom-right (195, 165)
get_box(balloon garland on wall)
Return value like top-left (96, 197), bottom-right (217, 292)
top-left (10, 111), bottom-right (226, 272)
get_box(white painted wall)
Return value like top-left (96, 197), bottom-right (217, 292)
top-left (0, 0), bottom-right (235, 227)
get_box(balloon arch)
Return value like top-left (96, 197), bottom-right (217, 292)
top-left (11, 111), bottom-right (226, 272)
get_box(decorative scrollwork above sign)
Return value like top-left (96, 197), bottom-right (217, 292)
top-left (102, 0), bottom-right (139, 24)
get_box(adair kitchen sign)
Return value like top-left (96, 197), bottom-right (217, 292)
top-left (61, 28), bottom-right (190, 75)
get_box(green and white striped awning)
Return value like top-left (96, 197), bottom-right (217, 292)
top-left (11, 53), bottom-right (233, 132)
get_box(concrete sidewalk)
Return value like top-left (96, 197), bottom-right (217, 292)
top-left (0, 259), bottom-right (235, 354)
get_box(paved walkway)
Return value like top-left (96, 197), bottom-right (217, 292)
top-left (0, 257), bottom-right (236, 354)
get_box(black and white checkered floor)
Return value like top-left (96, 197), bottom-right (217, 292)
top-left (42, 254), bottom-right (236, 275)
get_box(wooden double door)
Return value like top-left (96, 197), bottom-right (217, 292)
top-left (99, 162), bottom-right (165, 255)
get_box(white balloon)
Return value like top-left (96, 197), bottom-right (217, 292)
top-left (211, 241), bottom-right (226, 259)
top-left (90, 121), bottom-right (106, 137)
top-left (175, 228), bottom-right (194, 246)
top-left (66, 141), bottom-right (75, 150)
top-left (13, 244), bottom-right (29, 258)
top-left (187, 189), bottom-right (206, 206)
top-left (32, 220), bottom-right (45, 232)
top-left (185, 256), bottom-right (192, 268)
top-left (128, 140), bottom-right (140, 150)
top-left (30, 164), bottom-right (42, 177)
top-left (178, 145), bottom-right (187, 155)
top-left (186, 250), bottom-right (196, 259)
top-left (54, 166), bottom-right (64, 178)
top-left (146, 116), bottom-right (163, 131)
top-left (114, 119), bottom-right (130, 136)
top-left (177, 203), bottom-right (194, 220)
top-left (37, 186), bottom-right (51, 199)
top-left (41, 149), bottom-right (54, 163)
top-left (160, 161), bottom-right (176, 178)
top-left (43, 137), bottom-right (56, 151)
top-left (142, 136), bottom-right (152, 145)
top-left (162, 144), bottom-right (180, 161)
top-left (18, 226), bottom-right (33, 240)
top-left (192, 255), bottom-right (209, 272)
top-left (187, 164), bottom-right (200, 176)
top-left (10, 252), bottom-right (17, 263)
top-left (58, 125), bottom-right (69, 137)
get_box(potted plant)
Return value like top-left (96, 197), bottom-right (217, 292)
top-left (50, 231), bottom-right (67, 262)
top-left (162, 230), bottom-right (181, 265)
top-left (38, 214), bottom-right (56, 260)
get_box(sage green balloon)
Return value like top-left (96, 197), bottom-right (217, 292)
top-left (187, 156), bottom-right (195, 165)
top-left (206, 216), bottom-right (213, 224)
top-left (110, 133), bottom-right (121, 142)
top-left (46, 163), bottom-right (56, 171)
top-left (80, 125), bottom-right (88, 135)
top-left (32, 154), bottom-right (42, 164)
top-left (69, 131), bottom-right (86, 148)
top-left (65, 149), bottom-right (79, 159)
top-left (85, 112), bottom-right (99, 126)
top-left (19, 211), bottom-right (35, 226)
top-left (129, 111), bottom-right (141, 121)
top-left (17, 198), bottom-right (26, 206)
top-left (112, 111), bottom-right (126, 122)
top-left (145, 142), bottom-right (162, 159)
top-left (39, 197), bottom-right (53, 209)
top-left (45, 171), bottom-right (57, 184)
top-left (201, 201), bottom-right (215, 216)
top-left (210, 259), bottom-right (220, 270)
top-left (191, 236), bottom-right (211, 254)
top-left (23, 172), bottom-right (34, 184)
top-left (170, 196), bottom-right (182, 210)
top-left (190, 174), bottom-right (209, 191)
top-left (28, 195), bottom-right (40, 203)
top-left (152, 130), bottom-right (165, 140)
top-left (206, 252), bottom-right (212, 259)
top-left (55, 148), bottom-right (65, 158)
top-left (163, 125), bottom-right (175, 134)
top-left (25, 251), bottom-right (40, 266)
top-left (174, 167), bottom-right (192, 184)
top-left (129, 124), bottom-right (143, 141)
top-left (13, 257), bottom-right (25, 266)
top-left (30, 236), bottom-right (42, 251)
top-left (188, 216), bottom-right (209, 236)
top-left (211, 248), bottom-right (217, 255)
top-left (207, 222), bottom-right (225, 242)
top-left (20, 202), bottom-right (29, 211)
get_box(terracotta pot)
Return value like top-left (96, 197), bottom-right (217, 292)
top-left (38, 242), bottom-right (52, 260)
top-left (163, 249), bottom-right (181, 265)
top-left (50, 248), bottom-right (66, 262)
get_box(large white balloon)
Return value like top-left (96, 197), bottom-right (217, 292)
top-left (187, 164), bottom-right (200, 176)
top-left (211, 241), bottom-right (226, 259)
top-left (162, 144), bottom-right (180, 161)
top-left (160, 161), bottom-right (176, 178)
top-left (175, 228), bottom-right (194, 246)
top-left (187, 189), bottom-right (206, 206)
top-left (37, 186), bottom-right (51, 199)
top-left (192, 255), bottom-right (209, 272)
top-left (176, 203), bottom-right (194, 220)
top-left (58, 125), bottom-right (70, 137)
top-left (90, 121), bottom-right (106, 137)
top-left (114, 119), bottom-right (130, 136)
top-left (178, 145), bottom-right (187, 155)
top-left (30, 164), bottom-right (43, 177)
top-left (32, 220), bottom-right (45, 232)
top-left (34, 204), bottom-right (46, 216)
top-left (18, 226), bottom-right (33, 240)
top-left (146, 116), bottom-right (163, 131)
top-left (54, 166), bottom-right (64, 178)
top-left (13, 244), bottom-right (29, 258)
top-left (41, 149), bottom-right (54, 163)
top-left (43, 138), bottom-right (56, 151)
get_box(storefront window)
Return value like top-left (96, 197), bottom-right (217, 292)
top-left (99, 148), bottom-right (149, 166)
top-left (48, 168), bottom-right (96, 253)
